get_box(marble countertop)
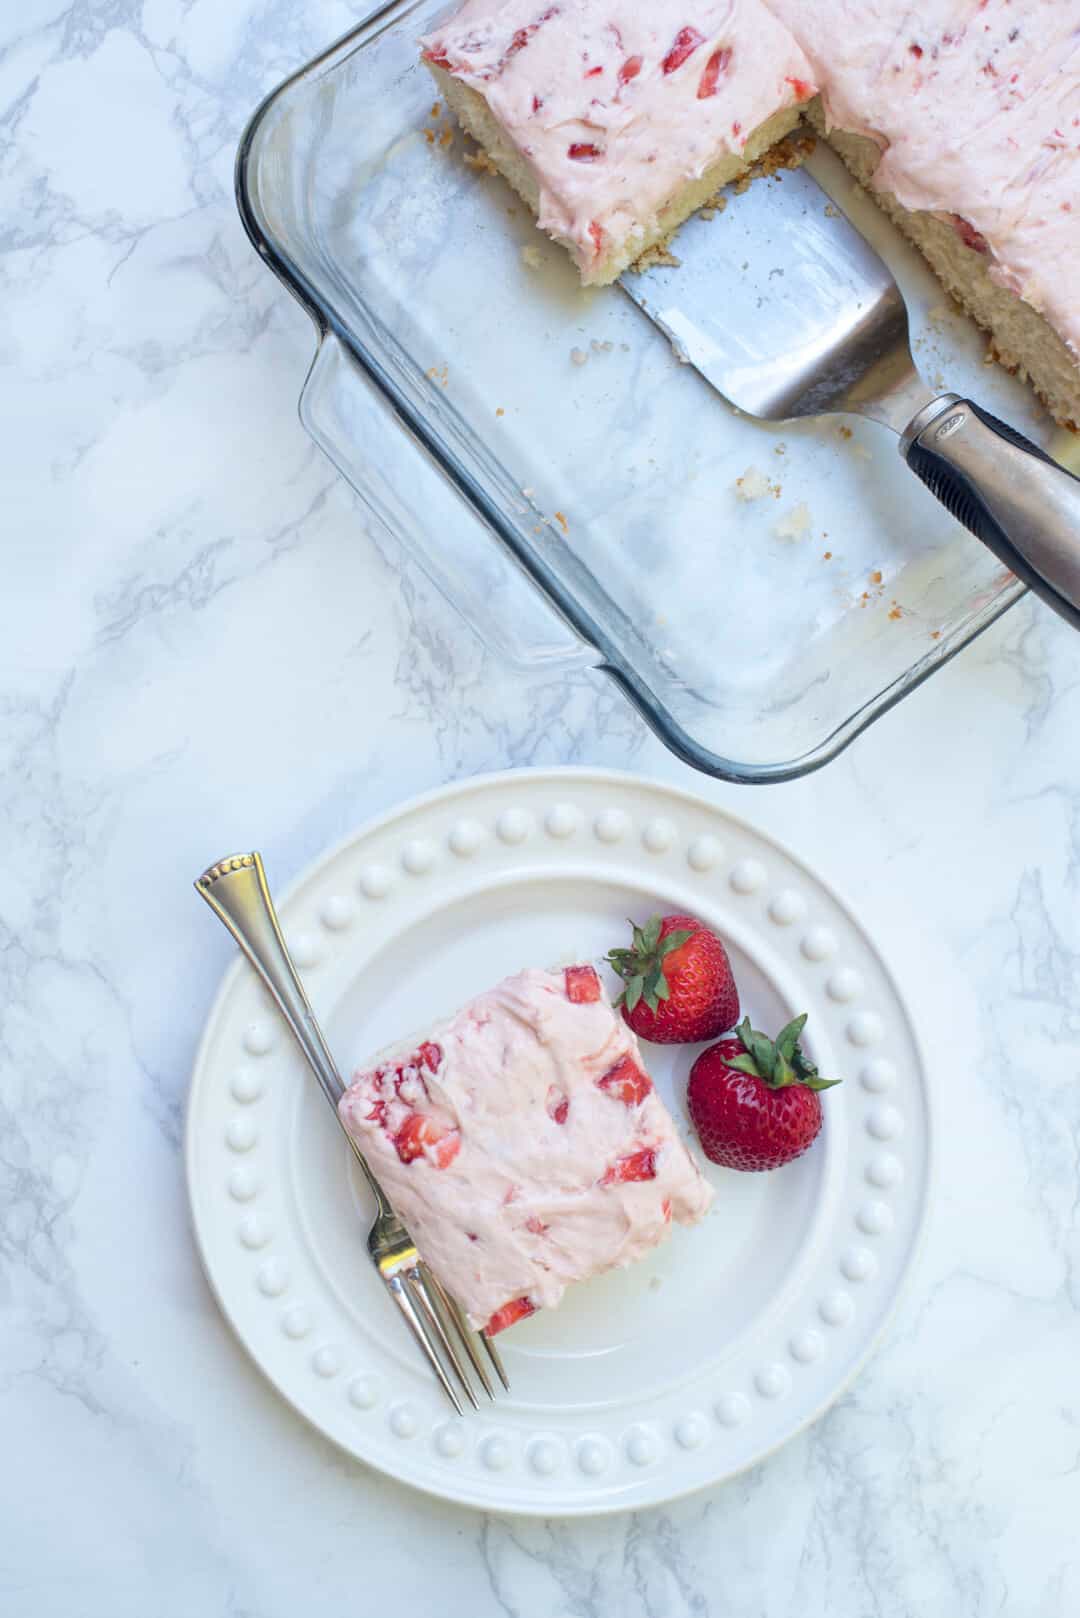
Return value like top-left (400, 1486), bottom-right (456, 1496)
top-left (4, 3), bottom-right (1079, 1613)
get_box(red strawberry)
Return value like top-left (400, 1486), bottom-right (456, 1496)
top-left (662, 25), bottom-right (705, 74)
top-left (600, 1146), bottom-right (657, 1185)
top-left (687, 1015), bottom-right (840, 1171)
top-left (618, 54), bottom-right (643, 85)
top-left (485, 1295), bottom-right (536, 1336)
top-left (606, 913), bottom-right (739, 1044)
top-left (564, 964), bottom-right (601, 1003)
top-left (596, 1053), bottom-right (652, 1107)
top-left (394, 1114), bottom-right (461, 1169)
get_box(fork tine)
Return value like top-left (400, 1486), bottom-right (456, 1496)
top-left (480, 1329), bottom-right (511, 1392)
top-left (388, 1274), bottom-right (465, 1416)
top-left (426, 1269), bottom-right (496, 1401)
top-left (409, 1265), bottom-right (481, 1411)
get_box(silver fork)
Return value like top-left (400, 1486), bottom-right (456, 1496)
top-left (194, 851), bottom-right (507, 1414)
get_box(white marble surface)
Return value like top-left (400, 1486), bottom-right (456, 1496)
top-left (3, 3), bottom-right (1080, 1613)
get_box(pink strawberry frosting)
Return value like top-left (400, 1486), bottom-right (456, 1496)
top-left (421, 0), bottom-right (816, 277)
top-left (423, 0), bottom-right (1080, 356)
top-left (766, 0), bottom-right (1080, 358)
top-left (338, 965), bottom-right (713, 1332)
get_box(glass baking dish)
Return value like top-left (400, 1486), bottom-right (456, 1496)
top-left (236, 3), bottom-right (1076, 782)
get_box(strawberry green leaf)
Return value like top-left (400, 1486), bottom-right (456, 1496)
top-left (771, 1050), bottom-right (799, 1087)
top-left (641, 915), bottom-right (662, 954)
top-left (804, 1076), bottom-right (842, 1091)
top-left (624, 975), bottom-right (645, 1012)
top-left (648, 966), bottom-right (670, 1003)
top-left (727, 1053), bottom-right (763, 1078)
top-left (775, 1014), bottom-right (808, 1064)
top-left (657, 928), bottom-right (694, 960)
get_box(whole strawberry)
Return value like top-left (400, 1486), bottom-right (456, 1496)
top-left (606, 913), bottom-right (739, 1044)
top-left (687, 1015), bottom-right (840, 1171)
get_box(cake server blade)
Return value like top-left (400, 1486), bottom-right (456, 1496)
top-left (619, 147), bottom-right (1080, 631)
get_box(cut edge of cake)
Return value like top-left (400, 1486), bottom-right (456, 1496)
top-left (809, 112), bottom-right (1080, 432)
top-left (427, 61), bottom-right (1079, 429)
top-left (430, 63), bottom-right (803, 286)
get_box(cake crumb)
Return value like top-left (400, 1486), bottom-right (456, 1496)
top-left (774, 442), bottom-right (787, 456)
top-left (824, 203), bottom-right (839, 217)
top-left (838, 424), bottom-right (853, 440)
top-left (495, 407), bottom-right (505, 417)
top-left (423, 127), bottom-right (436, 145)
top-left (931, 629), bottom-right (942, 640)
top-left (889, 604), bottom-right (904, 620)
top-left (823, 550), bottom-right (833, 560)
top-left (554, 510), bottom-right (569, 534)
top-left (870, 569), bottom-right (883, 585)
top-left (430, 101), bottom-right (441, 119)
top-left (464, 145), bottom-right (498, 175)
top-left (775, 501), bottom-right (812, 540)
top-left (426, 362), bottom-right (449, 387)
top-left (521, 243), bottom-right (544, 269)
top-left (440, 126), bottom-right (454, 147)
top-left (734, 465), bottom-right (772, 501)
top-left (591, 338), bottom-right (614, 353)
top-left (570, 346), bottom-right (589, 366)
top-left (633, 243), bottom-right (681, 271)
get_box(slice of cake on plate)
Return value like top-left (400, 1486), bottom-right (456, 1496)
top-left (421, 0), bottom-right (817, 284)
top-left (338, 964), bottom-right (713, 1334)
top-left (422, 0), bottom-right (1080, 427)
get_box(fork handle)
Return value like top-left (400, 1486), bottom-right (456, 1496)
top-left (903, 396), bottom-right (1080, 631)
top-left (195, 853), bottom-right (391, 1214)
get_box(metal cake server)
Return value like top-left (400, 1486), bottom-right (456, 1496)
top-left (621, 145), bottom-right (1080, 631)
top-left (195, 851), bottom-right (506, 1413)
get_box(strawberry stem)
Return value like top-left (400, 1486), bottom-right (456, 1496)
top-left (729, 1016), bottom-right (841, 1090)
top-left (605, 915), bottom-right (694, 1012)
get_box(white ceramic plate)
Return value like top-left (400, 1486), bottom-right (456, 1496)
top-left (186, 769), bottom-right (932, 1514)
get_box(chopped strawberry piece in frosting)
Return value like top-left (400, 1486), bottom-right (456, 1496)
top-left (596, 1053), bottom-right (652, 1107)
top-left (394, 1114), bottom-right (461, 1168)
top-left (618, 54), bottom-right (643, 86)
top-left (950, 213), bottom-right (990, 254)
top-left (564, 964), bottom-right (601, 1002)
top-left (697, 46), bottom-right (732, 99)
top-left (662, 26), bottom-right (706, 75)
top-left (601, 1147), bottom-right (658, 1185)
top-left (485, 1296), bottom-right (536, 1335)
top-left (567, 141), bottom-right (603, 161)
top-left (546, 1085), bottom-right (570, 1123)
